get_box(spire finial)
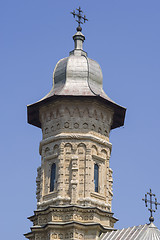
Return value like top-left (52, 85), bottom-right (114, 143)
top-left (71, 7), bottom-right (88, 32)
top-left (142, 189), bottom-right (160, 223)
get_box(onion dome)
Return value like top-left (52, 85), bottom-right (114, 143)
top-left (44, 31), bottom-right (108, 98)
top-left (27, 30), bottom-right (126, 129)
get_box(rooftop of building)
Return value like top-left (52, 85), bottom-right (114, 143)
top-left (100, 222), bottom-right (160, 240)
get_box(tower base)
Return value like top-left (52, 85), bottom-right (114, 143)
top-left (24, 205), bottom-right (117, 240)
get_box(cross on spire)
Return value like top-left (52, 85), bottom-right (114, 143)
top-left (71, 7), bottom-right (88, 32)
top-left (142, 189), bottom-right (160, 223)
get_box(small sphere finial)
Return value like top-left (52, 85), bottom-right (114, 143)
top-left (71, 7), bottom-right (88, 32)
top-left (77, 26), bottom-right (82, 32)
top-left (149, 216), bottom-right (154, 222)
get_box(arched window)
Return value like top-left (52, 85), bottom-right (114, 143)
top-left (94, 164), bottom-right (99, 192)
top-left (50, 163), bottom-right (56, 192)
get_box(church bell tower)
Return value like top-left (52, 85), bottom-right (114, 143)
top-left (25, 8), bottom-right (126, 240)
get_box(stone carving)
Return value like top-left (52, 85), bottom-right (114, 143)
top-left (70, 232), bottom-right (73, 238)
top-left (101, 149), bottom-right (108, 159)
top-left (53, 144), bottom-right (59, 155)
top-left (64, 143), bottom-right (72, 154)
top-left (108, 168), bottom-right (113, 205)
top-left (91, 145), bottom-right (98, 155)
top-left (40, 102), bottom-right (113, 139)
top-left (79, 234), bottom-right (84, 239)
top-left (35, 234), bottom-right (41, 240)
top-left (50, 231), bottom-right (84, 240)
top-left (64, 122), bottom-right (69, 128)
top-left (45, 147), bottom-right (50, 156)
top-left (31, 99), bottom-right (116, 239)
top-left (71, 156), bottom-right (79, 204)
top-left (38, 137), bottom-right (113, 208)
top-left (36, 167), bottom-right (41, 202)
top-left (51, 233), bottom-right (58, 239)
top-left (58, 233), bottom-right (63, 239)
top-left (93, 109), bottom-right (98, 120)
top-left (83, 123), bottom-right (88, 129)
top-left (104, 130), bottom-right (108, 137)
top-left (45, 128), bottom-right (49, 134)
top-left (73, 107), bottom-right (81, 117)
top-left (78, 143), bottom-right (86, 154)
top-left (91, 124), bottom-right (95, 130)
top-left (42, 144), bottom-right (60, 158)
top-left (74, 122), bottom-right (79, 129)
top-left (98, 127), bottom-right (102, 134)
top-left (64, 107), bottom-right (70, 116)
top-left (65, 233), bottom-right (69, 239)
top-left (38, 216), bottom-right (47, 225)
top-left (82, 107), bottom-right (90, 118)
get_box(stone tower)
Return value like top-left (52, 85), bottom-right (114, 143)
top-left (25, 17), bottom-right (126, 240)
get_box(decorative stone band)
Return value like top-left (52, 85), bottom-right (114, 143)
top-left (78, 197), bottom-right (111, 209)
top-left (39, 133), bottom-right (112, 155)
top-left (27, 205), bottom-right (118, 227)
top-left (37, 196), bottom-right (111, 210)
top-left (24, 221), bottom-right (117, 240)
top-left (37, 196), bottom-right (71, 208)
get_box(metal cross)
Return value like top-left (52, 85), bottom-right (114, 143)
top-left (142, 189), bottom-right (160, 223)
top-left (71, 7), bottom-right (88, 32)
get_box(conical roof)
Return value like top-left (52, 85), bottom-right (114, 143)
top-left (101, 223), bottom-right (160, 240)
top-left (140, 223), bottom-right (160, 240)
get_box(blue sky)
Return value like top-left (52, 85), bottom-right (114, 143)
top-left (1, 0), bottom-right (160, 239)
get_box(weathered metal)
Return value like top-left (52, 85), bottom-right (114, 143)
top-left (101, 223), bottom-right (160, 240)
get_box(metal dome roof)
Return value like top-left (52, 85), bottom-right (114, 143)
top-left (101, 223), bottom-right (160, 240)
top-left (42, 31), bottom-right (114, 102)
top-left (27, 30), bottom-right (126, 129)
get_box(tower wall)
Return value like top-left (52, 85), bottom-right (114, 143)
top-left (25, 98), bottom-right (117, 240)
top-left (38, 99), bottom-right (113, 210)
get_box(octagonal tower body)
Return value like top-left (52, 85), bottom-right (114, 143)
top-left (25, 31), bottom-right (126, 240)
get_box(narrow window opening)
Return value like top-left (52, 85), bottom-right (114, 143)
top-left (94, 164), bottom-right (99, 192)
top-left (50, 163), bottom-right (56, 192)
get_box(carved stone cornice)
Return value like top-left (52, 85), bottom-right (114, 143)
top-left (24, 221), bottom-right (116, 239)
top-left (39, 133), bottom-right (112, 155)
top-left (29, 205), bottom-right (117, 221)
